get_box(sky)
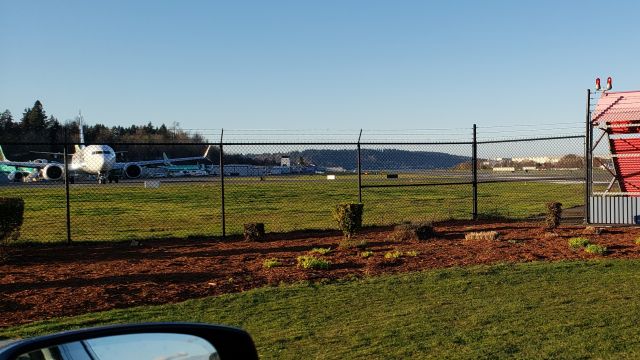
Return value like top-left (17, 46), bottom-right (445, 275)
top-left (1, 1), bottom-right (639, 141)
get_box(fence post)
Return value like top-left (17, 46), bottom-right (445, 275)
top-left (219, 129), bottom-right (226, 238)
top-left (357, 129), bottom-right (362, 203)
top-left (63, 128), bottom-right (72, 244)
top-left (585, 89), bottom-right (592, 224)
top-left (472, 124), bottom-right (478, 220)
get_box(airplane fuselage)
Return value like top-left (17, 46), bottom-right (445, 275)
top-left (71, 145), bottom-right (117, 176)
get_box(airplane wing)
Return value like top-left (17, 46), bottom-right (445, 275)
top-left (113, 145), bottom-right (212, 169)
top-left (0, 161), bottom-right (48, 169)
top-left (30, 151), bottom-right (68, 157)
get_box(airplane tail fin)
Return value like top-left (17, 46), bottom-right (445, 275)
top-left (204, 145), bottom-right (213, 161)
top-left (162, 152), bottom-right (173, 166)
top-left (78, 111), bottom-right (86, 149)
top-left (0, 145), bottom-right (7, 161)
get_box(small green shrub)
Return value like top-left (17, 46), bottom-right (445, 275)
top-left (585, 244), bottom-right (607, 255)
top-left (568, 237), bottom-right (590, 249)
top-left (544, 202), bottom-right (562, 230)
top-left (339, 238), bottom-right (368, 250)
top-left (309, 247), bottom-right (332, 255)
top-left (634, 237), bottom-right (640, 245)
top-left (405, 250), bottom-right (419, 257)
top-left (384, 250), bottom-right (403, 260)
top-left (243, 223), bottom-right (265, 242)
top-left (360, 251), bottom-right (374, 258)
top-left (332, 203), bottom-right (364, 239)
top-left (263, 258), bottom-right (283, 269)
top-left (0, 198), bottom-right (25, 261)
top-left (297, 255), bottom-right (330, 270)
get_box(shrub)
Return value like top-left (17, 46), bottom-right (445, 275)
top-left (390, 222), bottom-right (435, 242)
top-left (360, 251), bottom-right (374, 258)
top-left (568, 237), bottom-right (590, 249)
top-left (384, 250), bottom-right (402, 260)
top-left (585, 244), bottom-right (607, 255)
top-left (634, 236), bottom-right (640, 245)
top-left (405, 250), bottom-right (419, 257)
top-left (332, 203), bottom-right (364, 239)
top-left (338, 238), bottom-right (368, 250)
top-left (296, 255), bottom-right (330, 270)
top-left (544, 202), bottom-right (562, 230)
top-left (0, 198), bottom-right (25, 261)
top-left (309, 247), bottom-right (332, 255)
top-left (263, 258), bottom-right (282, 269)
top-left (243, 223), bottom-right (265, 242)
top-left (464, 231), bottom-right (499, 241)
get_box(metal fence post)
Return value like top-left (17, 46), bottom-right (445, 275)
top-left (472, 124), bottom-right (478, 220)
top-left (357, 129), bottom-right (362, 203)
top-left (585, 89), bottom-right (592, 224)
top-left (63, 128), bottom-right (72, 244)
top-left (219, 130), bottom-right (226, 238)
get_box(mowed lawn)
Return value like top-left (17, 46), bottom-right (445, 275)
top-left (3, 260), bottom-right (640, 359)
top-left (0, 175), bottom-right (584, 242)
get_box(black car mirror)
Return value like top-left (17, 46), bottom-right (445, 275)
top-left (0, 323), bottom-right (258, 360)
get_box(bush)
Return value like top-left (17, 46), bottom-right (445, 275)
top-left (585, 244), bottom-right (607, 255)
top-left (568, 237), bottom-right (590, 249)
top-left (405, 250), bottom-right (419, 257)
top-left (338, 238), bottom-right (368, 250)
top-left (390, 222), bottom-right (435, 242)
top-left (0, 198), bottom-right (24, 260)
top-left (634, 237), bottom-right (640, 245)
top-left (243, 223), bottom-right (265, 242)
top-left (262, 258), bottom-right (282, 269)
top-left (384, 250), bottom-right (403, 260)
top-left (360, 251), bottom-right (374, 258)
top-left (309, 247), bottom-right (332, 255)
top-left (464, 231), bottom-right (499, 241)
top-left (332, 203), bottom-right (364, 239)
top-left (544, 202), bottom-right (562, 230)
top-left (296, 255), bottom-right (330, 270)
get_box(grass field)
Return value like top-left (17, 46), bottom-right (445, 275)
top-left (0, 174), bottom-right (584, 242)
top-left (3, 259), bottom-right (640, 359)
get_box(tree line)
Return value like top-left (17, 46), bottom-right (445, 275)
top-left (0, 100), bottom-right (209, 161)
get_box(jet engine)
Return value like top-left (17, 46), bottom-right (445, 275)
top-left (42, 164), bottom-right (64, 181)
top-left (123, 163), bottom-right (143, 179)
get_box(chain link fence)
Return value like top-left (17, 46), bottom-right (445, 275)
top-left (0, 127), bottom-right (588, 242)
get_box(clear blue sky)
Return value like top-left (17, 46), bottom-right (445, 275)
top-left (1, 1), bottom-right (637, 138)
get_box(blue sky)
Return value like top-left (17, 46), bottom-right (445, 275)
top-left (1, 1), bottom-right (638, 138)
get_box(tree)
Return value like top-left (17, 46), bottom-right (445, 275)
top-left (0, 110), bottom-right (14, 131)
top-left (21, 100), bottom-right (48, 132)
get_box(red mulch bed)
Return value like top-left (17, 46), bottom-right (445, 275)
top-left (2, 220), bottom-right (640, 328)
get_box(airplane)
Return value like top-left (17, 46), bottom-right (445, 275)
top-left (0, 119), bottom-right (212, 184)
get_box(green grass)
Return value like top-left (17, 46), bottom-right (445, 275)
top-left (0, 176), bottom-right (584, 242)
top-left (4, 260), bottom-right (640, 358)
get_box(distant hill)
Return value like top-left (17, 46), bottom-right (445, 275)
top-left (283, 149), bottom-right (469, 170)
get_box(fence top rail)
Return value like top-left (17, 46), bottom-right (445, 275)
top-left (476, 135), bottom-right (585, 144)
top-left (0, 141), bottom-right (476, 146)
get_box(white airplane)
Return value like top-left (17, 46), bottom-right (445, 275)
top-left (0, 121), bottom-right (212, 184)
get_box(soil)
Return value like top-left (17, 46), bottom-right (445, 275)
top-left (2, 220), bottom-right (640, 328)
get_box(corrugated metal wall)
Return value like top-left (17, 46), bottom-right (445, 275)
top-left (590, 196), bottom-right (640, 224)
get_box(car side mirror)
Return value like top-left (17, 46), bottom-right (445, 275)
top-left (0, 323), bottom-right (259, 360)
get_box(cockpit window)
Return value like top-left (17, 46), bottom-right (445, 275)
top-left (91, 151), bottom-right (112, 155)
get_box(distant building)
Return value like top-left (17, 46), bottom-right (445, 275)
top-left (281, 156), bottom-right (291, 167)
